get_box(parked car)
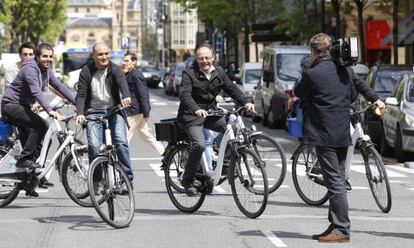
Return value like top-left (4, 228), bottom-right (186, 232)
top-left (361, 64), bottom-right (413, 145)
top-left (253, 45), bottom-right (310, 128)
top-left (237, 62), bottom-right (262, 101)
top-left (139, 65), bottom-right (161, 88)
top-left (381, 73), bottom-right (414, 161)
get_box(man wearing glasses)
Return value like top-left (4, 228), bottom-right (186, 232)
top-left (177, 43), bottom-right (254, 196)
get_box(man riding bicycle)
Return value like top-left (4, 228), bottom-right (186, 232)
top-left (1, 43), bottom-right (75, 170)
top-left (177, 43), bottom-right (254, 196)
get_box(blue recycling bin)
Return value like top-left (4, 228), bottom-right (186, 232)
top-left (288, 118), bottom-right (302, 137)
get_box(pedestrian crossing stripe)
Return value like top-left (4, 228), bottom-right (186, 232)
top-left (351, 165), bottom-right (407, 177)
top-left (149, 163), bottom-right (164, 177)
top-left (153, 102), bottom-right (167, 106)
top-left (386, 165), bottom-right (414, 175)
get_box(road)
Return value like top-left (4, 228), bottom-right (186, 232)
top-left (1, 88), bottom-right (414, 248)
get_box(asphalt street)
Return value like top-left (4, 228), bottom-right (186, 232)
top-left (1, 88), bottom-right (414, 248)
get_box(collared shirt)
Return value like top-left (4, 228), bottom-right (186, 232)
top-left (201, 65), bottom-right (216, 80)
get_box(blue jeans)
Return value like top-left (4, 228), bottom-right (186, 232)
top-left (203, 128), bottom-right (214, 171)
top-left (86, 109), bottom-right (133, 182)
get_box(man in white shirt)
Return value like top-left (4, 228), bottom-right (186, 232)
top-left (4, 42), bottom-right (36, 87)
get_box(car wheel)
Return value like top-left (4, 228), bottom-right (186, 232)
top-left (267, 108), bottom-right (276, 129)
top-left (394, 127), bottom-right (411, 162)
top-left (262, 103), bottom-right (268, 127)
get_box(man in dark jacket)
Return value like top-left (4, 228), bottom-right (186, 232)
top-left (294, 33), bottom-right (384, 243)
top-left (1, 43), bottom-right (75, 170)
top-left (75, 43), bottom-right (133, 190)
top-left (177, 43), bottom-right (255, 196)
top-left (122, 52), bottom-right (165, 155)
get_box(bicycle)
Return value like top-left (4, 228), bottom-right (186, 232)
top-left (85, 106), bottom-right (135, 229)
top-left (291, 104), bottom-right (392, 213)
top-left (0, 103), bottom-right (88, 208)
top-left (157, 106), bottom-right (268, 219)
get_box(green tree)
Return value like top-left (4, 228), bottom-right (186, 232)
top-left (0, 0), bottom-right (67, 52)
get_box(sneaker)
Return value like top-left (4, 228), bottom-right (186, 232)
top-left (93, 181), bottom-right (100, 195)
top-left (345, 179), bottom-right (352, 192)
top-left (15, 160), bottom-right (41, 170)
top-left (120, 184), bottom-right (129, 195)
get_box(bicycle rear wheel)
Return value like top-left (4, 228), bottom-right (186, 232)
top-left (292, 144), bottom-right (329, 206)
top-left (362, 145), bottom-right (392, 213)
top-left (61, 145), bottom-right (92, 207)
top-left (164, 144), bottom-right (206, 213)
top-left (229, 148), bottom-right (268, 218)
top-left (88, 156), bottom-right (135, 228)
top-left (250, 133), bottom-right (286, 194)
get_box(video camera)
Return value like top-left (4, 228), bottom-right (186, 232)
top-left (331, 37), bottom-right (359, 67)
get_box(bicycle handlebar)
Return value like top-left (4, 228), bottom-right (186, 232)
top-left (351, 102), bottom-right (380, 116)
top-left (84, 105), bottom-right (124, 123)
top-left (206, 105), bottom-right (245, 117)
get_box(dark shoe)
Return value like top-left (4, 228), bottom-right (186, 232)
top-left (39, 178), bottom-right (54, 188)
top-left (346, 179), bottom-right (352, 192)
top-left (93, 181), bottom-right (101, 195)
top-left (15, 160), bottom-right (41, 170)
top-left (181, 179), bottom-right (199, 196)
top-left (120, 184), bottom-right (130, 195)
top-left (312, 227), bottom-right (333, 240)
top-left (221, 166), bottom-right (229, 176)
top-left (318, 233), bottom-right (350, 243)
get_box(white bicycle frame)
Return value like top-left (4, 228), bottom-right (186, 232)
top-left (200, 113), bottom-right (244, 186)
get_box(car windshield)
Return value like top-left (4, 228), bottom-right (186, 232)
top-left (407, 79), bottom-right (414, 103)
top-left (374, 69), bottom-right (411, 97)
top-left (245, 69), bottom-right (262, 84)
top-left (276, 54), bottom-right (308, 81)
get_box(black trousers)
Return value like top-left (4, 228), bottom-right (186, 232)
top-left (1, 103), bottom-right (49, 162)
top-left (315, 145), bottom-right (350, 237)
top-left (182, 116), bottom-right (227, 183)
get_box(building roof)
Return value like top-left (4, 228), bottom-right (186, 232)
top-left (67, 17), bottom-right (112, 28)
top-left (68, 0), bottom-right (108, 6)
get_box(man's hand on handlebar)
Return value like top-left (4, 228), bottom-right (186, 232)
top-left (195, 109), bottom-right (208, 118)
top-left (244, 103), bottom-right (255, 113)
top-left (49, 110), bottom-right (63, 121)
top-left (374, 99), bottom-right (385, 109)
top-left (121, 97), bottom-right (131, 108)
top-left (31, 102), bottom-right (41, 112)
top-left (76, 115), bottom-right (85, 125)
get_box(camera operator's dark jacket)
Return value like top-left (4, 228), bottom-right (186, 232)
top-left (75, 61), bottom-right (131, 115)
top-left (177, 63), bottom-right (250, 126)
top-left (294, 58), bottom-right (378, 147)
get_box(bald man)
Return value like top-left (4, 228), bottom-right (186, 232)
top-left (75, 42), bottom-right (133, 193)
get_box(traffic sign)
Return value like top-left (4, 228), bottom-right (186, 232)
top-left (216, 37), bottom-right (223, 53)
top-left (121, 37), bottom-right (130, 50)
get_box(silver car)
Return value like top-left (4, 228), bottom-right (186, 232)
top-left (382, 73), bottom-right (414, 162)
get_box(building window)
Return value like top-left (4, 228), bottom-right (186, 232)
top-left (71, 34), bottom-right (81, 42)
top-left (173, 40), bottom-right (178, 45)
top-left (87, 8), bottom-right (90, 13)
top-left (180, 40), bottom-right (185, 45)
top-left (188, 40), bottom-right (193, 44)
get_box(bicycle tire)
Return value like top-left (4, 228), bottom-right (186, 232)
top-left (362, 145), bottom-right (392, 213)
top-left (0, 148), bottom-right (21, 207)
top-left (61, 145), bottom-right (93, 207)
top-left (88, 156), bottom-right (135, 228)
top-left (292, 144), bottom-right (329, 206)
top-left (229, 148), bottom-right (268, 218)
top-left (164, 144), bottom-right (206, 213)
top-left (250, 133), bottom-right (286, 194)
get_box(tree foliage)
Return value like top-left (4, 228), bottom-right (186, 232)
top-left (0, 0), bottom-right (67, 52)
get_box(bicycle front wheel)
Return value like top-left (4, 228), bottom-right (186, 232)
top-left (229, 148), bottom-right (268, 218)
top-left (88, 156), bottom-right (135, 228)
top-left (0, 149), bottom-right (21, 207)
top-left (251, 133), bottom-right (286, 194)
top-left (164, 144), bottom-right (206, 213)
top-left (362, 145), bottom-right (392, 213)
top-left (61, 145), bottom-right (92, 207)
top-left (292, 144), bottom-right (329, 206)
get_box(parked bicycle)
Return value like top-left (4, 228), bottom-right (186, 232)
top-left (291, 104), bottom-right (392, 213)
top-left (0, 101), bottom-right (88, 208)
top-left (85, 106), bottom-right (135, 229)
top-left (157, 106), bottom-right (268, 218)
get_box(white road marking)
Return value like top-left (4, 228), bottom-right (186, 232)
top-left (214, 186), bottom-right (226, 193)
top-left (130, 157), bottom-right (162, 161)
top-left (261, 230), bottom-right (288, 247)
top-left (19, 189), bottom-right (49, 194)
top-left (352, 186), bottom-right (369, 190)
top-left (153, 102), bottom-right (167, 106)
top-left (386, 165), bottom-right (414, 174)
top-left (149, 163), bottom-right (164, 177)
top-left (279, 185), bottom-right (290, 189)
top-left (351, 165), bottom-right (407, 177)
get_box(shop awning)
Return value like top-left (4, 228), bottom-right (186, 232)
top-left (381, 11), bottom-right (414, 46)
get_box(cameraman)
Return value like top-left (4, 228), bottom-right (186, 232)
top-left (294, 33), bottom-right (384, 243)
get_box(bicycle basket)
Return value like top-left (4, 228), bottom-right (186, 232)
top-left (0, 119), bottom-right (12, 143)
top-left (154, 118), bottom-right (188, 142)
